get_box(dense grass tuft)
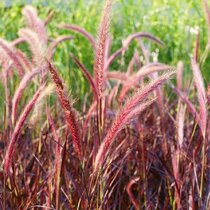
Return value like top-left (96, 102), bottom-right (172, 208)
top-left (0, 1), bottom-right (209, 210)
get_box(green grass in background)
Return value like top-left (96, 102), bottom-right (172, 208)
top-left (0, 0), bottom-right (209, 109)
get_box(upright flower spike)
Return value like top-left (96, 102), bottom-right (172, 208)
top-left (48, 61), bottom-right (82, 160)
top-left (94, 0), bottom-right (113, 98)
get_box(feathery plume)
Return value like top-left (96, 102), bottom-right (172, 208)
top-left (94, 0), bottom-right (112, 98)
top-left (4, 84), bottom-right (45, 175)
top-left (48, 61), bottom-right (82, 160)
top-left (12, 64), bottom-right (48, 124)
top-left (119, 64), bottom-right (175, 101)
top-left (0, 38), bottom-right (25, 76)
top-left (22, 5), bottom-right (48, 44)
top-left (19, 28), bottom-right (47, 64)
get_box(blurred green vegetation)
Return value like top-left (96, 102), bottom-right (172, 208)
top-left (0, 0), bottom-right (209, 111)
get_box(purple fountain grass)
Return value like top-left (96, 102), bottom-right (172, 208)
top-left (22, 6), bottom-right (40, 29)
top-left (94, 99), bottom-right (156, 171)
top-left (2, 2), bottom-right (210, 208)
top-left (58, 24), bottom-right (96, 50)
top-left (22, 5), bottom-right (48, 44)
top-left (93, 0), bottom-right (113, 146)
top-left (4, 84), bottom-right (45, 175)
top-left (139, 47), bottom-right (168, 152)
top-left (19, 28), bottom-right (47, 64)
top-left (94, 0), bottom-right (112, 98)
top-left (94, 70), bottom-right (175, 170)
top-left (119, 65), bottom-right (175, 102)
top-left (107, 85), bottom-right (119, 107)
top-left (48, 61), bottom-right (82, 160)
top-left (12, 64), bottom-right (48, 124)
top-left (0, 38), bottom-right (25, 76)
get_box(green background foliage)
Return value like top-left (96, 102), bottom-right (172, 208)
top-left (0, 0), bottom-right (209, 110)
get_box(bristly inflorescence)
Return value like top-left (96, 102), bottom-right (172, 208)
top-left (94, 0), bottom-right (113, 99)
top-left (48, 61), bottom-right (82, 160)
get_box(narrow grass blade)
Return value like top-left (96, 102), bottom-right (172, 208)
top-left (47, 36), bottom-right (73, 60)
top-left (59, 24), bottom-right (96, 50)
top-left (72, 56), bottom-right (98, 100)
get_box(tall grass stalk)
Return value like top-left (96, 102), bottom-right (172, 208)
top-left (4, 84), bottom-right (45, 175)
top-left (48, 61), bottom-right (82, 160)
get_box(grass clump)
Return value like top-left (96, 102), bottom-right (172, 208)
top-left (0, 0), bottom-right (209, 209)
